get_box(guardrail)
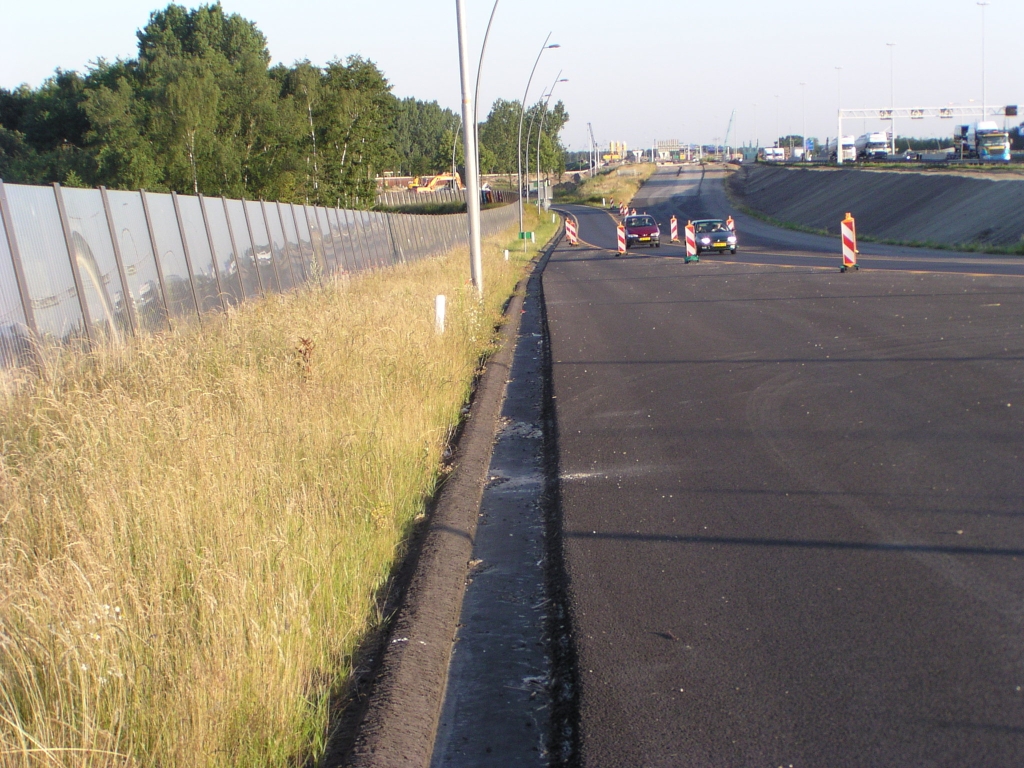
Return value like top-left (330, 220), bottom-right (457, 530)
top-left (0, 181), bottom-right (518, 369)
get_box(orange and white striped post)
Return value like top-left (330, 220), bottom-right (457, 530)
top-left (841, 212), bottom-right (858, 272)
top-left (617, 224), bottom-right (626, 255)
top-left (670, 215), bottom-right (679, 242)
top-left (566, 216), bottom-right (578, 246)
top-left (619, 203), bottom-right (627, 216)
top-left (684, 221), bottom-right (698, 263)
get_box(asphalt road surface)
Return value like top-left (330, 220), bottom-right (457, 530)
top-left (548, 166), bottom-right (1024, 766)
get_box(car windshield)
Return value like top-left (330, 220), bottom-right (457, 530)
top-left (628, 217), bottom-right (655, 227)
top-left (696, 221), bottom-right (726, 233)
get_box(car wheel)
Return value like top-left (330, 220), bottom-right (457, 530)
top-left (731, 248), bottom-right (737, 254)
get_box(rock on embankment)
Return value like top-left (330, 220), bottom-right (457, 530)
top-left (729, 164), bottom-right (1024, 248)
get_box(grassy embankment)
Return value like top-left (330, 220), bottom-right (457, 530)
top-left (554, 163), bottom-right (655, 207)
top-left (723, 170), bottom-right (1024, 257)
top-left (0, 206), bottom-right (557, 767)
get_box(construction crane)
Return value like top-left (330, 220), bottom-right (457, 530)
top-left (722, 110), bottom-right (736, 159)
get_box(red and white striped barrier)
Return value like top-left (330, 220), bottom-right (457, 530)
top-left (841, 212), bottom-right (858, 272)
top-left (619, 203), bottom-right (627, 216)
top-left (617, 224), bottom-right (626, 255)
top-left (566, 216), bottom-right (578, 246)
top-left (684, 222), bottom-right (698, 263)
top-left (670, 216), bottom-right (679, 243)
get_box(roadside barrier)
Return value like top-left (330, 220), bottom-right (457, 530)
top-left (617, 224), bottom-right (626, 255)
top-left (619, 203), bottom-right (627, 216)
top-left (684, 221), bottom-right (698, 263)
top-left (841, 212), bottom-right (858, 272)
top-left (565, 216), bottom-right (578, 246)
top-left (670, 216), bottom-right (679, 242)
top-left (0, 180), bottom-right (519, 369)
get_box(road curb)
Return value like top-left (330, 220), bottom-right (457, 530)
top-left (346, 224), bottom-right (565, 768)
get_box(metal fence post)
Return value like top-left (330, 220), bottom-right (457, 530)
top-left (287, 203), bottom-right (309, 283)
top-left (258, 200), bottom-right (285, 290)
top-left (221, 196), bottom-right (247, 299)
top-left (51, 183), bottom-right (94, 344)
top-left (99, 186), bottom-right (138, 335)
top-left (240, 198), bottom-right (267, 298)
top-left (196, 194), bottom-right (226, 312)
top-left (170, 191), bottom-right (203, 322)
top-left (273, 202), bottom-right (298, 288)
top-left (139, 189), bottom-right (173, 331)
top-left (0, 180), bottom-right (39, 341)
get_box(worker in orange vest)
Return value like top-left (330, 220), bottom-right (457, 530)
top-left (726, 215), bottom-right (735, 232)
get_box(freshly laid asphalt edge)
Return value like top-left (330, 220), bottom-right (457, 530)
top-left (346, 225), bottom-right (565, 768)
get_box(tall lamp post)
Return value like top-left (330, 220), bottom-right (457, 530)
top-left (774, 94), bottom-right (780, 148)
top-left (799, 82), bottom-right (806, 158)
top-left (517, 35), bottom-right (559, 237)
top-left (835, 66), bottom-right (844, 165)
top-left (978, 2), bottom-right (989, 117)
top-left (536, 73), bottom-right (568, 210)
top-left (887, 42), bottom-right (896, 154)
top-left (455, 0), bottom-right (483, 296)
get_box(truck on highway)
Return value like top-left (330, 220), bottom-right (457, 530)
top-left (855, 132), bottom-right (891, 161)
top-left (949, 122), bottom-right (1011, 163)
top-left (816, 136), bottom-right (855, 163)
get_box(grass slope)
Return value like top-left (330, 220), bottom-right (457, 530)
top-left (0, 207), bottom-right (557, 767)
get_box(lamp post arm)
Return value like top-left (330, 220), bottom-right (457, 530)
top-left (517, 32), bottom-right (552, 235)
top-left (473, 0), bottom-right (500, 176)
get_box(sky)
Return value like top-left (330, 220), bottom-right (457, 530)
top-left (2, 0), bottom-right (1021, 152)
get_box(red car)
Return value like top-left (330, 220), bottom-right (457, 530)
top-left (623, 214), bottom-right (661, 249)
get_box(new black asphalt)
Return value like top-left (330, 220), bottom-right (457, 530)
top-left (548, 166), bottom-right (1024, 765)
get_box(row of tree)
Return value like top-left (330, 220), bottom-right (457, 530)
top-left (0, 3), bottom-right (568, 206)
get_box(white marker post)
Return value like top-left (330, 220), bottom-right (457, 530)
top-left (435, 294), bottom-right (446, 334)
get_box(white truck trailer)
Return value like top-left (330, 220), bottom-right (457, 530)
top-left (855, 132), bottom-right (890, 161)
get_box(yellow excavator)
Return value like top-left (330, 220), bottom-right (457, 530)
top-left (407, 172), bottom-right (464, 193)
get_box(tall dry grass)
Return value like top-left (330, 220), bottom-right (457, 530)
top-left (555, 163), bottom-right (655, 207)
top-left (0, 208), bottom-right (557, 767)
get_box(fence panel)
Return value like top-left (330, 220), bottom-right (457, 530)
top-left (59, 187), bottom-right (132, 342)
top-left (144, 192), bottom-right (199, 323)
top-left (224, 199), bottom-right (262, 299)
top-left (202, 197), bottom-right (244, 307)
top-left (175, 194), bottom-right (223, 314)
top-left (263, 202), bottom-right (294, 291)
top-left (243, 200), bottom-right (280, 294)
top-left (0, 197), bottom-right (32, 367)
top-left (0, 179), bottom-right (520, 367)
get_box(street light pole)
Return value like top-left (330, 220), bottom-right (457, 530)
top-left (978, 2), bottom-right (989, 118)
top-left (472, 0), bottom-right (501, 181)
top-left (536, 73), bottom-right (567, 211)
top-left (774, 94), bottom-right (780, 148)
top-left (799, 82), bottom-right (806, 158)
top-left (516, 34), bottom-right (558, 237)
top-left (887, 42), bottom-right (896, 154)
top-left (455, 0), bottom-right (483, 296)
top-left (836, 66), bottom-right (844, 165)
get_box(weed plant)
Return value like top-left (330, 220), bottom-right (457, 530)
top-left (0, 207), bottom-right (557, 767)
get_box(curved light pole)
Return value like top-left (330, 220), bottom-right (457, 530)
top-left (473, 0), bottom-right (501, 179)
top-left (455, 0), bottom-right (483, 296)
top-left (517, 34), bottom-right (559, 235)
top-left (887, 42), bottom-right (896, 154)
top-left (835, 66), bottom-right (844, 165)
top-left (537, 74), bottom-right (568, 210)
top-left (978, 2), bottom-right (989, 117)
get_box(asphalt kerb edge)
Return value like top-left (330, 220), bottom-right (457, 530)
top-left (347, 221), bottom-right (567, 768)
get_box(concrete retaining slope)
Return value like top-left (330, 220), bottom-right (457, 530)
top-left (729, 164), bottom-right (1024, 247)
